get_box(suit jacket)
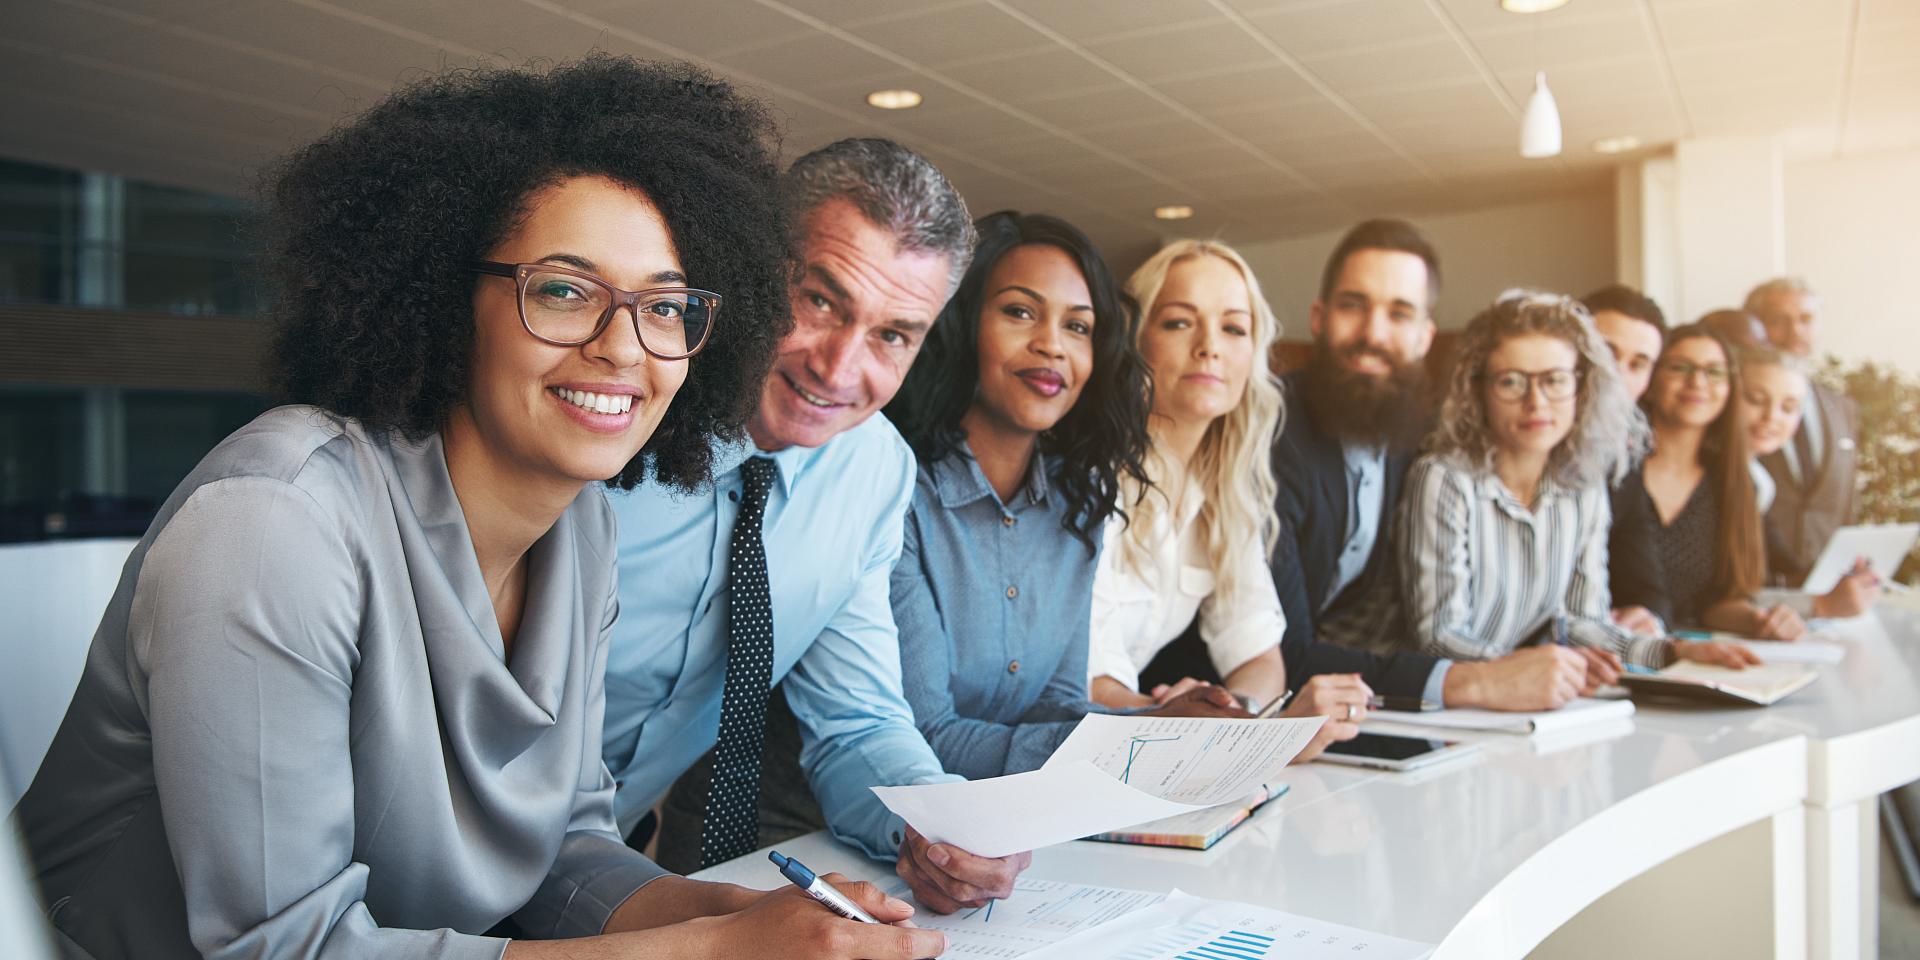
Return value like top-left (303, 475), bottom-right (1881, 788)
top-left (1759, 381), bottom-right (1859, 585)
top-left (1270, 371), bottom-right (1439, 699)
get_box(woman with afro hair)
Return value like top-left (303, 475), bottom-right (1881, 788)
top-left (17, 56), bottom-right (945, 960)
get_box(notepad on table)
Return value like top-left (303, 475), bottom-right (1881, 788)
top-left (1369, 696), bottom-right (1635, 735)
top-left (1619, 660), bottom-right (1817, 706)
top-left (1086, 782), bottom-right (1290, 850)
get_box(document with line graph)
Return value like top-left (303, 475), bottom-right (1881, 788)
top-left (1042, 715), bottom-right (1324, 807)
top-left (870, 716), bottom-right (1323, 857)
top-left (1021, 891), bottom-right (1434, 960)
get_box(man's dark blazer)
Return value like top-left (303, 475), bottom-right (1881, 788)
top-left (1759, 381), bottom-right (1859, 585)
top-left (1269, 370), bottom-right (1439, 699)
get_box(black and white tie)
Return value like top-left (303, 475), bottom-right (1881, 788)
top-left (701, 456), bottom-right (778, 868)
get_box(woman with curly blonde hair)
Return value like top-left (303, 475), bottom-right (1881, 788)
top-left (1087, 239), bottom-right (1364, 760)
top-left (1395, 292), bottom-right (1757, 683)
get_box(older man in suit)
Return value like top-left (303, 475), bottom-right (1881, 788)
top-left (1744, 277), bottom-right (1860, 584)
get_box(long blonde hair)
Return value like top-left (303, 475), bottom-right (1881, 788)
top-left (1118, 239), bottom-right (1285, 607)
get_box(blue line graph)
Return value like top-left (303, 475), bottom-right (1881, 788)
top-left (1121, 735), bottom-right (1183, 784)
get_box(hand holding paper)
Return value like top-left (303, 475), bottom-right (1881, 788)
top-left (871, 715), bottom-right (1324, 858)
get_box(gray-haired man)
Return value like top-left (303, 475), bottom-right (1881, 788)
top-left (1744, 276), bottom-right (1860, 583)
top-left (602, 139), bottom-right (1031, 913)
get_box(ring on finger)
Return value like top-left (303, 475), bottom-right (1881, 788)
top-left (1344, 703), bottom-right (1356, 721)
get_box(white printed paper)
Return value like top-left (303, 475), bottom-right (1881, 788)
top-left (871, 716), bottom-right (1323, 857)
top-left (1042, 715), bottom-right (1325, 806)
top-left (1023, 890), bottom-right (1435, 960)
top-left (884, 878), bottom-right (1169, 958)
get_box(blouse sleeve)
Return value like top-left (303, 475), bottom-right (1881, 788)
top-left (513, 578), bottom-right (671, 939)
top-left (1086, 520), bottom-right (1145, 691)
top-left (134, 477), bottom-right (505, 960)
top-left (1195, 532), bottom-right (1286, 680)
top-left (1399, 458), bottom-right (1497, 661)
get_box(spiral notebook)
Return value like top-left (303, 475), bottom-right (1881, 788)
top-left (1085, 782), bottom-right (1289, 850)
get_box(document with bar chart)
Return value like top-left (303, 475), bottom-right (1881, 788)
top-left (882, 878), bottom-right (1168, 957)
top-left (1022, 891), bottom-right (1433, 960)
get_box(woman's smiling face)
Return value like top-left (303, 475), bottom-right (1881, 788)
top-left (461, 174), bottom-right (692, 485)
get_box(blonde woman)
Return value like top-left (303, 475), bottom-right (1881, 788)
top-left (1394, 292), bottom-right (1756, 681)
top-left (1088, 240), bottom-right (1366, 757)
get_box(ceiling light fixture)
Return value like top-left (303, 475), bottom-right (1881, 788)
top-left (1520, 72), bottom-right (1562, 158)
top-left (1500, 0), bottom-right (1570, 12)
top-left (865, 89), bottom-right (922, 110)
top-left (1154, 205), bottom-right (1194, 220)
top-left (1592, 135), bottom-right (1642, 154)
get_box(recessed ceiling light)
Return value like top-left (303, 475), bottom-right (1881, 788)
top-left (1154, 205), bottom-right (1194, 220)
top-left (1500, 0), bottom-right (1570, 12)
top-left (1592, 135), bottom-right (1642, 154)
top-left (866, 89), bottom-right (922, 110)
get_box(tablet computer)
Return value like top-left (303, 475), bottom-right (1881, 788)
top-left (1799, 523), bottom-right (1920, 594)
top-left (1314, 731), bottom-right (1481, 772)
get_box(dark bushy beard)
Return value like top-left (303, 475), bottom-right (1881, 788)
top-left (1300, 338), bottom-right (1429, 449)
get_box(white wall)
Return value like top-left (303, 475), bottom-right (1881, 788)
top-left (1234, 190), bottom-right (1618, 338)
top-left (1783, 145), bottom-right (1920, 376)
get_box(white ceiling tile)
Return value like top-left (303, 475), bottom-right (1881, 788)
top-left (1015, 86), bottom-right (1177, 133)
top-left (1001, 0), bottom-right (1227, 42)
top-left (1429, 0), bottom-right (1643, 33)
top-left (1081, 21), bottom-right (1276, 80)
top-left (1070, 115), bottom-right (1229, 157)
top-left (935, 48), bottom-right (1125, 101)
top-left (708, 30), bottom-right (905, 89)
top-left (1465, 13), bottom-right (1653, 72)
top-left (841, 3), bottom-right (1052, 66)
top-left (1214, 95), bottom-right (1373, 144)
top-left (1650, 0), bottom-right (1852, 49)
top-left (1342, 77), bottom-right (1509, 126)
top-left (1150, 63), bottom-right (1321, 113)
top-left (1296, 36), bottom-right (1485, 94)
top-left (166, 2), bottom-right (479, 83)
top-left (1288, 153), bottom-right (1426, 188)
top-left (1241, 0), bottom-right (1448, 56)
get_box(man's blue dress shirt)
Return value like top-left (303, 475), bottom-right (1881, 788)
top-left (602, 416), bottom-right (956, 860)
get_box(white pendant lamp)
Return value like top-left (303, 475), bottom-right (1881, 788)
top-left (1520, 71), bottom-right (1562, 158)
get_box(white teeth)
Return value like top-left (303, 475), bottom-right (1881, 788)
top-left (554, 388), bottom-right (633, 415)
top-left (794, 383), bottom-right (835, 408)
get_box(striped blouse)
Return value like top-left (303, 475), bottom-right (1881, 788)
top-left (1395, 453), bottom-right (1671, 667)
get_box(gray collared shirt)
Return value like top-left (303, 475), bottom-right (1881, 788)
top-left (891, 446), bottom-right (1112, 779)
top-left (18, 406), bottom-right (664, 960)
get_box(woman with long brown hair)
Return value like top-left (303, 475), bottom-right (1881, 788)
top-left (1621, 317), bottom-right (1806, 638)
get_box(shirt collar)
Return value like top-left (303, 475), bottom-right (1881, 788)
top-left (932, 440), bottom-right (1052, 512)
top-left (1475, 467), bottom-right (1570, 517)
top-left (713, 434), bottom-right (816, 498)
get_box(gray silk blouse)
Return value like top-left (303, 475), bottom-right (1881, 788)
top-left (16, 406), bottom-right (667, 960)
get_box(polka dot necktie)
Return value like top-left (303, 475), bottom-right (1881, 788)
top-left (700, 455), bottom-right (778, 869)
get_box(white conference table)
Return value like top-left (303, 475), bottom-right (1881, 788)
top-left (695, 599), bottom-right (1920, 960)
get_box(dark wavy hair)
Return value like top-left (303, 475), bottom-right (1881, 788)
top-left (884, 211), bottom-right (1151, 550)
top-left (263, 55), bottom-right (790, 491)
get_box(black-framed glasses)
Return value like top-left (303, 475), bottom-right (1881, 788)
top-left (471, 260), bottom-right (719, 360)
top-left (1482, 367), bottom-right (1580, 402)
top-left (1657, 360), bottom-right (1730, 384)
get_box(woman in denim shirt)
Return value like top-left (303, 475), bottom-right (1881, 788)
top-left (880, 211), bottom-right (1245, 781)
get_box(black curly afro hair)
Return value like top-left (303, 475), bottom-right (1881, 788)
top-left (264, 55), bottom-right (790, 491)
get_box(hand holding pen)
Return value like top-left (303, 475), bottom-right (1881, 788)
top-left (701, 851), bottom-right (942, 959)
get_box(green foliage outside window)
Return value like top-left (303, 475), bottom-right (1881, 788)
top-left (1818, 358), bottom-right (1920, 586)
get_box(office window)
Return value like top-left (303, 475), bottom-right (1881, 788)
top-left (0, 159), bottom-right (80, 305)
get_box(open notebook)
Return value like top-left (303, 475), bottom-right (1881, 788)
top-left (1086, 782), bottom-right (1289, 850)
top-left (1619, 661), bottom-right (1818, 706)
top-left (1369, 697), bottom-right (1634, 735)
